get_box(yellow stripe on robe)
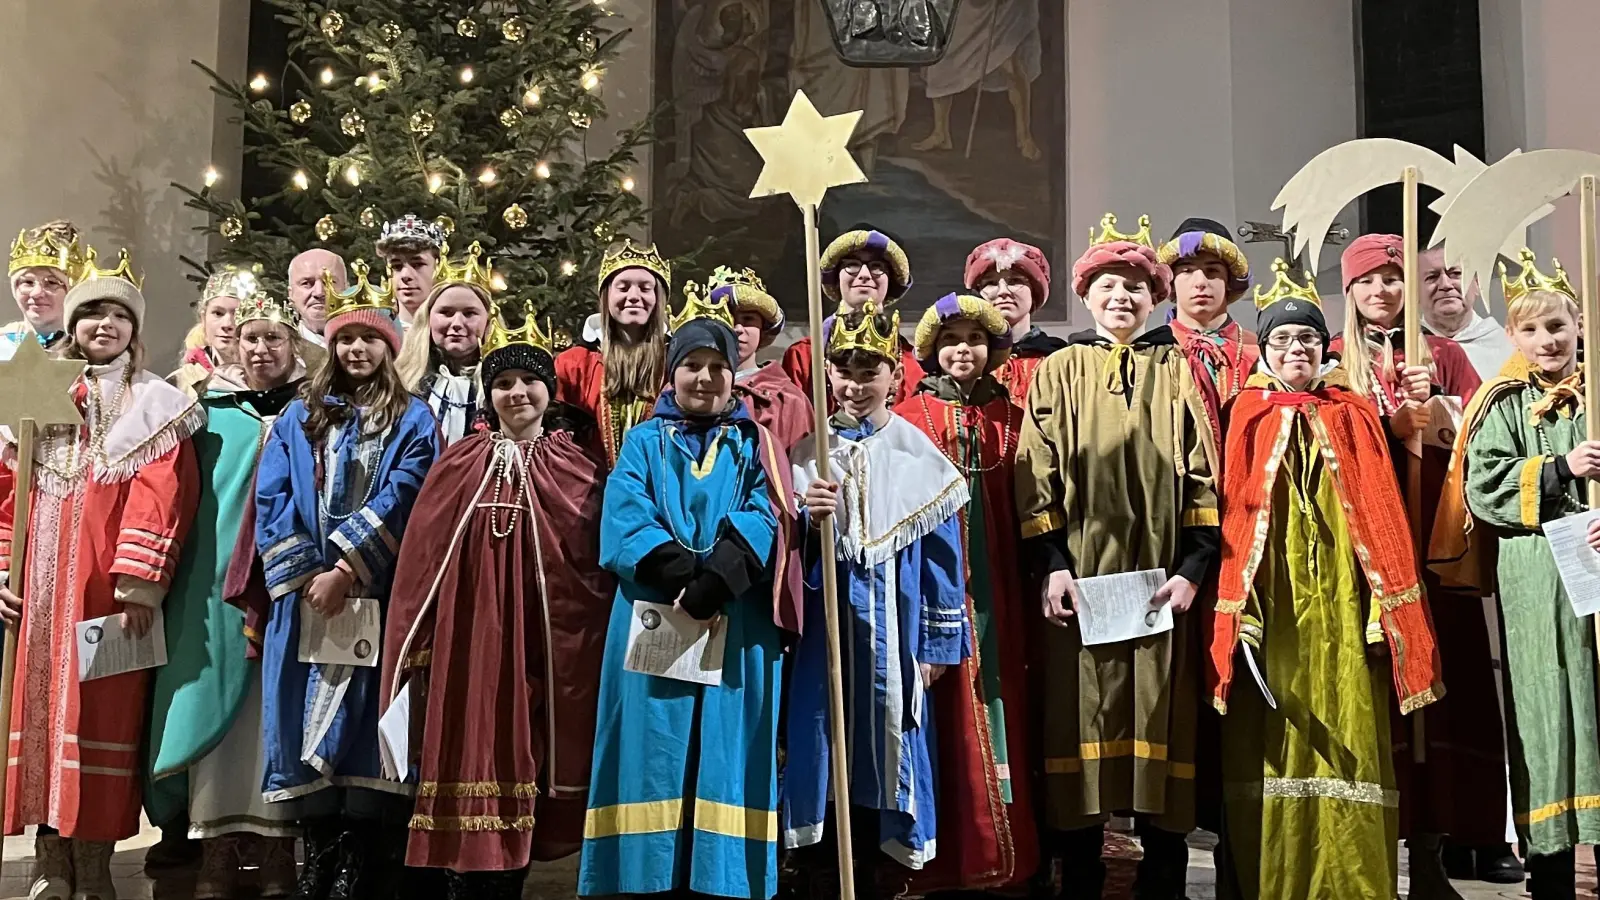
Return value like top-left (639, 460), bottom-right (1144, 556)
top-left (1045, 741), bottom-right (1196, 778)
top-left (1518, 454), bottom-right (1547, 528)
top-left (584, 799), bottom-right (684, 838)
top-left (693, 798), bottom-right (778, 842)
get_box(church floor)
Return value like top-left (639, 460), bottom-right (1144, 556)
top-left (0, 821), bottom-right (1584, 898)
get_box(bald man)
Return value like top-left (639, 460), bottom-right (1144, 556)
top-left (288, 249), bottom-right (347, 348)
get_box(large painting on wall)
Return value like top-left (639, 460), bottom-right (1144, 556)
top-left (652, 0), bottom-right (1067, 321)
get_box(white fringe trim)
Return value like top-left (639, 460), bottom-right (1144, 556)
top-left (835, 478), bottom-right (969, 568)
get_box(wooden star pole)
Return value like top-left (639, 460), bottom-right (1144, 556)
top-left (0, 335), bottom-right (86, 865)
top-left (745, 89), bottom-right (866, 900)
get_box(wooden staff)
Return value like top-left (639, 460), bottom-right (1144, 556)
top-left (1581, 176), bottom-right (1599, 659)
top-left (1402, 164), bottom-right (1427, 765)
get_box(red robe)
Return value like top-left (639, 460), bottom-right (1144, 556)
top-left (780, 335), bottom-right (924, 412)
top-left (383, 430), bottom-right (613, 870)
top-left (0, 367), bottom-right (201, 840)
top-left (993, 327), bottom-right (1067, 408)
top-left (1330, 331), bottom-right (1506, 844)
top-left (735, 363), bottom-right (814, 452)
top-left (894, 380), bottom-right (1040, 891)
top-left (1162, 318), bottom-right (1259, 453)
top-left (554, 345), bottom-right (657, 469)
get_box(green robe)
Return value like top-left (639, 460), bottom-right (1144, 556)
top-left (143, 378), bottom-right (275, 826)
top-left (1220, 423), bottom-right (1397, 900)
top-left (1464, 373), bottom-right (1600, 856)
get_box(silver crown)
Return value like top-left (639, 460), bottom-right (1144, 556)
top-left (377, 213), bottom-right (446, 251)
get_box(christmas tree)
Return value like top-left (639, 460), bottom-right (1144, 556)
top-left (178, 0), bottom-right (650, 326)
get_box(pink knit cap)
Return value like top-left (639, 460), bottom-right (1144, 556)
top-left (325, 308), bottom-right (402, 354)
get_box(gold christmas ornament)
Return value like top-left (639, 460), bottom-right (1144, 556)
top-left (569, 110), bottom-right (592, 129)
top-left (220, 216), bottom-right (244, 241)
top-left (502, 17), bottom-right (527, 43)
top-left (593, 221), bottom-right (614, 241)
top-left (320, 11), bottom-right (344, 40)
top-left (380, 20), bottom-right (402, 43)
top-left (360, 206), bottom-right (380, 229)
top-left (289, 100), bottom-right (312, 124)
top-left (315, 216), bottom-right (338, 241)
top-left (456, 17), bottom-right (478, 38)
top-left (409, 110), bottom-right (435, 135)
top-left (499, 107), bottom-right (523, 129)
top-left (435, 216), bottom-right (456, 238)
top-left (340, 111), bottom-right (365, 136)
top-left (503, 204), bottom-right (529, 230)
top-left (578, 30), bottom-right (599, 54)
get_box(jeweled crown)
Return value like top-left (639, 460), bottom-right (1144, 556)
top-left (482, 298), bottom-right (555, 357)
top-left (826, 300), bottom-right (901, 363)
top-left (233, 290), bottom-right (300, 329)
top-left (80, 247), bottom-right (145, 290)
top-left (1252, 259), bottom-right (1322, 310)
top-left (323, 258), bottom-right (398, 320)
top-left (10, 227), bottom-right (88, 280)
top-left (597, 238), bottom-right (672, 291)
top-left (1089, 213), bottom-right (1155, 250)
top-left (1500, 248), bottom-right (1577, 310)
top-left (202, 265), bottom-right (261, 304)
top-left (433, 240), bottom-right (498, 296)
top-left (671, 279), bottom-right (737, 333)
top-left (377, 213), bottom-right (446, 251)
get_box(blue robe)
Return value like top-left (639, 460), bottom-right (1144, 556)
top-left (579, 394), bottom-right (782, 899)
top-left (255, 396), bottom-right (439, 801)
top-left (783, 416), bottom-right (969, 869)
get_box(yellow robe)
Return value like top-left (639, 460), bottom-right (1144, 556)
top-left (1015, 341), bottom-right (1218, 831)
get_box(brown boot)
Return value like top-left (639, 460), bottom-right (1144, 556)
top-left (29, 833), bottom-right (73, 900)
top-left (67, 839), bottom-right (116, 900)
top-left (258, 836), bottom-right (300, 899)
top-left (194, 835), bottom-right (241, 899)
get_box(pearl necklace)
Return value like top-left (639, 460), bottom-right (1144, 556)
top-left (918, 395), bottom-right (1011, 475)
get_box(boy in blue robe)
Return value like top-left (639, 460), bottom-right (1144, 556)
top-left (580, 287), bottom-right (798, 899)
top-left (785, 303), bottom-right (971, 889)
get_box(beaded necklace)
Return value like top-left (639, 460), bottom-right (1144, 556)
top-left (916, 394), bottom-right (1012, 475)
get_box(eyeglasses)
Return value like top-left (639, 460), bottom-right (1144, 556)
top-left (241, 333), bottom-right (288, 349)
top-left (1265, 332), bottom-right (1322, 349)
top-left (840, 259), bottom-right (889, 278)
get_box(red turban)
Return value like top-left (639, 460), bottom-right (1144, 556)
top-left (1071, 241), bottom-right (1172, 303)
top-left (964, 238), bottom-right (1051, 309)
top-left (1341, 233), bottom-right (1404, 289)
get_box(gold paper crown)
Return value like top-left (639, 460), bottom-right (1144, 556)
top-left (233, 290), bottom-right (301, 329)
top-left (826, 300), bottom-right (901, 363)
top-left (671, 279), bottom-right (737, 332)
top-left (80, 247), bottom-right (146, 291)
top-left (433, 240), bottom-right (498, 296)
top-left (597, 238), bottom-right (672, 291)
top-left (482, 298), bottom-right (555, 357)
top-left (1500, 248), bottom-right (1577, 310)
top-left (1089, 213), bottom-right (1155, 250)
top-left (10, 227), bottom-right (87, 280)
top-left (202, 265), bottom-right (262, 304)
top-left (323, 258), bottom-right (398, 320)
top-left (1252, 259), bottom-right (1322, 311)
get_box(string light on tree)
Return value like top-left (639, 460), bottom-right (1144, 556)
top-left (478, 167), bottom-right (498, 185)
top-left (344, 163), bottom-right (362, 187)
top-left (249, 73), bottom-right (269, 92)
top-left (459, 66), bottom-right (475, 84)
top-left (319, 67), bottom-right (335, 85)
top-left (560, 260), bottom-right (577, 277)
top-left (203, 166), bottom-right (220, 188)
top-left (523, 86), bottom-right (541, 107)
top-left (535, 161), bottom-right (552, 179)
top-left (367, 71), bottom-right (386, 93)
top-left (581, 68), bottom-right (602, 91)
top-left (290, 100), bottom-right (312, 124)
top-left (427, 172), bottom-right (444, 193)
top-left (621, 175), bottom-right (635, 192)
top-left (291, 170), bottom-right (310, 191)
top-left (491, 273), bottom-right (508, 292)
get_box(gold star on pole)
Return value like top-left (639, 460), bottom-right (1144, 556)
top-left (0, 334), bottom-right (85, 433)
top-left (745, 90), bottom-right (866, 209)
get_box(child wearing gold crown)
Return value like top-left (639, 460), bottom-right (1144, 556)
top-left (694, 265), bottom-right (814, 451)
top-left (384, 302), bottom-right (612, 893)
top-left (145, 290), bottom-right (305, 898)
top-left (784, 304), bottom-right (970, 891)
top-left (0, 248), bottom-right (204, 899)
top-left (1013, 214), bottom-right (1217, 899)
top-left (1428, 251), bottom-right (1600, 899)
top-left (579, 292), bottom-right (799, 900)
top-left (395, 242), bottom-right (497, 445)
top-left (1208, 262), bottom-right (1442, 900)
top-left (891, 293), bottom-right (1040, 892)
top-left (2, 220), bottom-right (87, 360)
top-left (170, 266), bottom-right (261, 397)
top-left (252, 260), bottom-right (440, 898)
top-left (556, 239), bottom-right (672, 468)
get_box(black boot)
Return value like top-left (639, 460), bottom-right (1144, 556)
top-left (292, 817), bottom-right (344, 900)
top-left (1134, 823), bottom-right (1189, 900)
top-left (1475, 841), bottom-right (1526, 884)
top-left (325, 820), bottom-right (371, 900)
top-left (1406, 834), bottom-right (1467, 900)
top-left (1059, 826), bottom-right (1107, 899)
top-left (1526, 849), bottom-right (1575, 900)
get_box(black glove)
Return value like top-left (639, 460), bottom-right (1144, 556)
top-left (678, 571), bottom-right (733, 621)
top-left (636, 543), bottom-right (697, 596)
top-left (700, 532), bottom-right (766, 600)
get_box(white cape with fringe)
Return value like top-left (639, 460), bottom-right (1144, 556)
top-left (790, 414), bottom-right (969, 568)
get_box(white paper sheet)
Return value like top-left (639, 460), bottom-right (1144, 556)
top-left (1075, 568), bottom-right (1173, 647)
top-left (77, 610), bottom-right (167, 682)
top-left (378, 681), bottom-right (411, 782)
top-left (298, 597), bottom-right (382, 667)
top-left (1541, 508), bottom-right (1600, 618)
top-left (623, 598), bottom-right (725, 685)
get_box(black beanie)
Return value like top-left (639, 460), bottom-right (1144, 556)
top-left (1256, 298), bottom-right (1330, 349)
top-left (481, 343), bottom-right (557, 395)
top-left (668, 317), bottom-right (739, 373)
